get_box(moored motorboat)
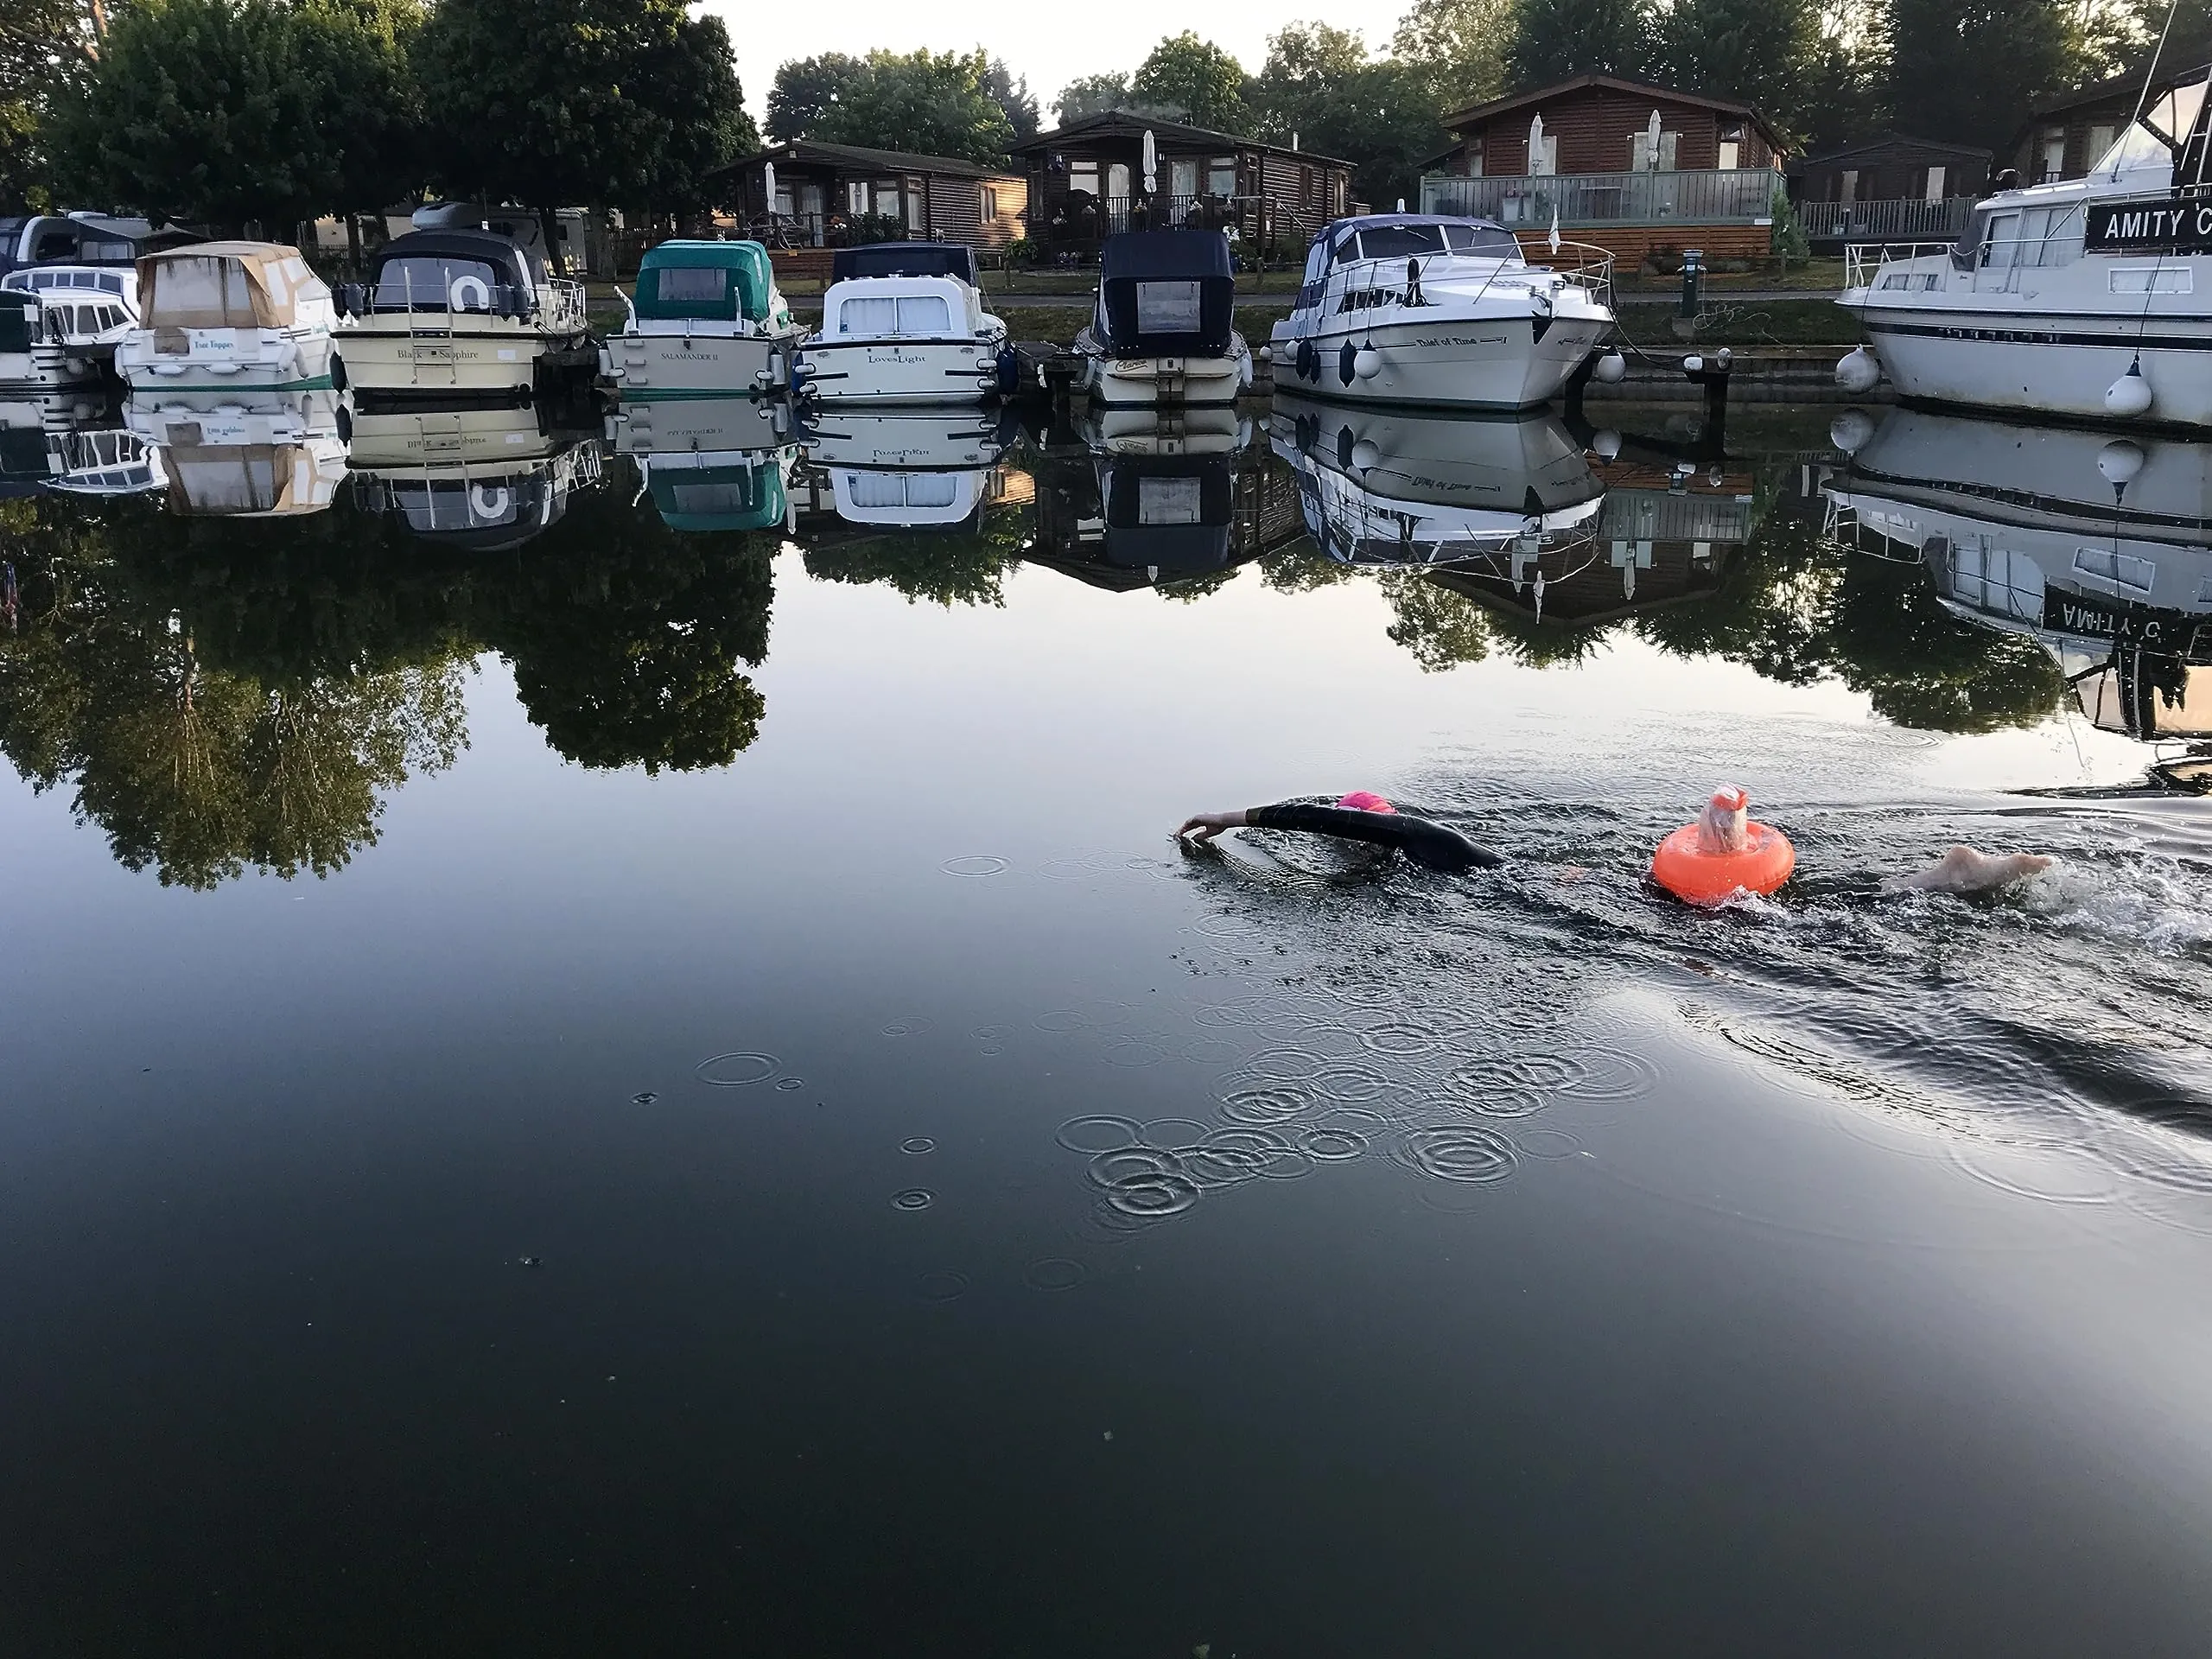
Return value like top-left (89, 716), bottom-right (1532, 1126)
top-left (1837, 71), bottom-right (2212, 428)
top-left (1268, 213), bottom-right (1616, 410)
top-left (607, 392), bottom-right (796, 532)
top-left (116, 243), bottom-right (338, 392)
top-left (335, 228), bottom-right (591, 397)
top-left (1073, 229), bottom-right (1249, 407)
top-left (1, 264), bottom-right (138, 390)
top-left (798, 242), bottom-right (1011, 404)
top-left (600, 239), bottom-right (802, 399)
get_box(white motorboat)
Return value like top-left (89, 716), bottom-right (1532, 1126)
top-left (599, 238), bottom-right (801, 399)
top-left (1270, 394), bottom-right (1606, 566)
top-left (349, 402), bottom-right (606, 550)
top-left (1838, 72), bottom-right (2212, 428)
top-left (1269, 213), bottom-right (1616, 410)
top-left (2, 274), bottom-right (134, 390)
top-left (124, 386), bottom-right (349, 449)
top-left (117, 243), bottom-right (339, 392)
top-left (1074, 229), bottom-right (1250, 407)
top-left (798, 242), bottom-right (1010, 405)
top-left (798, 405), bottom-right (1016, 528)
top-left (336, 228), bottom-right (590, 397)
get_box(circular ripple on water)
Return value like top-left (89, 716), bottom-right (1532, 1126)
top-left (1190, 911), bottom-right (1262, 940)
top-left (900, 1136), bottom-right (937, 1155)
top-left (1103, 1170), bottom-right (1202, 1217)
top-left (1218, 1086), bottom-right (1316, 1126)
top-left (1514, 1127), bottom-right (1587, 1160)
top-left (1185, 1126), bottom-right (1300, 1187)
top-left (1189, 999), bottom-right (1265, 1029)
top-left (1308, 1063), bottom-right (1395, 1104)
top-left (1038, 855), bottom-right (1107, 881)
top-left (1232, 1046), bottom-right (1330, 1082)
top-left (1552, 1046), bottom-right (1662, 1103)
top-left (892, 1188), bottom-right (936, 1211)
top-left (631, 1091), bottom-right (658, 1105)
top-left (1180, 1036), bottom-right (1247, 1066)
top-left (696, 1052), bottom-right (778, 1087)
top-left (942, 855), bottom-right (1010, 878)
top-left (1358, 1020), bottom-right (1443, 1058)
top-left (1025, 1256), bottom-right (1087, 1292)
top-left (1300, 1126), bottom-right (1370, 1162)
top-left (1056, 1115), bottom-right (1144, 1154)
top-left (1099, 1036), bottom-right (1171, 1069)
top-left (881, 1018), bottom-right (932, 1039)
top-left (1088, 1147), bottom-right (1188, 1189)
top-left (1948, 1140), bottom-right (2120, 1206)
top-left (1330, 982), bottom-right (1404, 1013)
top-left (775, 1077), bottom-right (805, 1092)
top-left (1141, 1118), bottom-right (1211, 1151)
top-left (914, 1268), bottom-right (970, 1303)
top-left (1396, 1125), bottom-right (1519, 1185)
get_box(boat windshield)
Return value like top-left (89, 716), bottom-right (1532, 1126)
top-left (1351, 223), bottom-right (1521, 262)
top-left (2094, 123), bottom-right (2176, 176)
top-left (371, 255), bottom-right (518, 314)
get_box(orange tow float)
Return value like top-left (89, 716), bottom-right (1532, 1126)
top-left (1650, 786), bottom-right (1795, 905)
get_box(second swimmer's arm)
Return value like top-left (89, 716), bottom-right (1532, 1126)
top-left (1177, 810), bottom-right (1249, 843)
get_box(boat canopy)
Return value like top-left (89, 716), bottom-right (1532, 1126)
top-left (647, 455), bottom-right (788, 531)
top-left (353, 229), bottom-right (543, 316)
top-left (633, 240), bottom-right (776, 323)
top-left (1093, 230), bottom-right (1235, 359)
top-left (161, 442), bottom-right (338, 517)
top-left (1098, 454), bottom-right (1235, 570)
top-left (137, 242), bottom-right (325, 330)
top-left (832, 242), bottom-right (978, 286)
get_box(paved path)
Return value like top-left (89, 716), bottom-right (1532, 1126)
top-left (819, 289), bottom-right (1849, 308)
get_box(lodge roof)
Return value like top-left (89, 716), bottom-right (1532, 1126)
top-left (1792, 130), bottom-right (1993, 169)
top-left (1441, 73), bottom-right (1786, 156)
top-left (720, 140), bottom-right (1014, 181)
top-left (1011, 110), bottom-right (1354, 169)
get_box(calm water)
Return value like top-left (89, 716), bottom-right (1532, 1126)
top-left (3, 390), bottom-right (2211, 1655)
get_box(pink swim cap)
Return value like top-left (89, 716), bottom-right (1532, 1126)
top-left (1337, 791), bottom-right (1397, 814)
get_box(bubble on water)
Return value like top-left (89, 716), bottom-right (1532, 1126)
top-left (915, 1269), bottom-right (970, 1303)
top-left (1299, 1126), bottom-right (1370, 1162)
top-left (631, 1091), bottom-right (658, 1105)
top-left (881, 1018), bottom-right (931, 1039)
top-left (1057, 1115), bottom-right (1143, 1154)
top-left (1025, 1256), bottom-right (1087, 1292)
top-left (900, 1136), bottom-right (937, 1155)
top-left (1358, 1020), bottom-right (1441, 1058)
top-left (1396, 1125), bottom-right (1519, 1185)
top-left (696, 1052), bottom-right (778, 1087)
top-left (942, 855), bottom-right (1010, 878)
top-left (892, 1188), bottom-right (936, 1211)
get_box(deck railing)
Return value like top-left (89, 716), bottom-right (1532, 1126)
top-left (1420, 168), bottom-right (1780, 226)
top-left (1798, 198), bottom-right (1974, 244)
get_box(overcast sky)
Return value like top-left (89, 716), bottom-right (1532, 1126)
top-left (699, 0), bottom-right (1392, 128)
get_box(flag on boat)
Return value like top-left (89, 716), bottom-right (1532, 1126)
top-left (1548, 206), bottom-right (1560, 255)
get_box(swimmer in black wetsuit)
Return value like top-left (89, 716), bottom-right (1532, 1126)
top-left (1177, 792), bottom-right (1502, 874)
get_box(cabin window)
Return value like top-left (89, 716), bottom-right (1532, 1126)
top-left (149, 256), bottom-right (256, 325)
top-left (1300, 165), bottom-right (1316, 204)
top-left (1107, 163), bottom-right (1131, 204)
top-left (1838, 169), bottom-right (1859, 206)
top-left (1923, 165), bottom-right (1946, 200)
top-left (1530, 132), bottom-right (1559, 175)
top-left (376, 256), bottom-right (504, 312)
top-left (836, 294), bottom-right (952, 336)
top-left (850, 472), bottom-right (959, 510)
top-left (30, 226), bottom-right (76, 260)
top-left (80, 238), bottom-right (134, 262)
top-left (847, 181), bottom-right (869, 216)
top-left (2072, 546), bottom-right (2155, 593)
top-left (1171, 159), bottom-right (1198, 199)
top-left (2039, 128), bottom-right (2065, 181)
top-left (2111, 265), bottom-right (2192, 294)
top-left (1135, 278), bottom-right (1202, 332)
top-left (1069, 161), bottom-right (1100, 197)
top-left (1303, 239), bottom-right (1328, 283)
top-left (905, 180), bottom-right (925, 232)
top-left (871, 181), bottom-right (901, 218)
top-left (1465, 138), bottom-right (1484, 178)
top-left (658, 265), bottom-right (728, 303)
top-left (1138, 475), bottom-right (1202, 525)
top-left (1359, 224), bottom-right (1446, 259)
top-left (1718, 126), bottom-right (1743, 169)
top-left (1627, 130), bottom-right (1675, 171)
top-left (1209, 156), bottom-right (1236, 195)
top-left (2086, 126), bottom-right (2115, 169)
top-left (981, 185), bottom-right (999, 221)
top-left (1445, 223), bottom-right (1520, 257)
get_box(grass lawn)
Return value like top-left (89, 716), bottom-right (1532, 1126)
top-left (1613, 294), bottom-right (1854, 347)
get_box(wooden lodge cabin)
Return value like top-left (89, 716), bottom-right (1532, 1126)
top-left (1420, 73), bottom-right (1786, 264)
top-left (1011, 112), bottom-right (1356, 263)
top-left (714, 141), bottom-right (1026, 283)
top-left (1786, 133), bottom-right (1992, 248)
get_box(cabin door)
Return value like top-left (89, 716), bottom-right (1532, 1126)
top-left (1974, 210), bottom-right (2023, 292)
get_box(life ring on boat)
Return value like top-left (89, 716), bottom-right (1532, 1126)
top-left (1650, 812), bottom-right (1795, 906)
top-left (448, 273), bottom-right (492, 312)
top-left (468, 481), bottom-right (512, 520)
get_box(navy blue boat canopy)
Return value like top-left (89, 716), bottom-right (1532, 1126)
top-left (832, 242), bottom-right (978, 285)
top-left (1099, 454), bottom-right (1235, 571)
top-left (1093, 230), bottom-right (1235, 359)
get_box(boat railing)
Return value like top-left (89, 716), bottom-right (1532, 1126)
top-left (1524, 240), bottom-right (1616, 311)
top-left (1844, 242), bottom-right (1955, 289)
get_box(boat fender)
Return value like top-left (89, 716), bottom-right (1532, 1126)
top-left (1238, 348), bottom-right (1255, 389)
top-left (1592, 350), bottom-right (1626, 384)
top-left (1650, 787), bottom-right (1794, 906)
top-left (1336, 424), bottom-right (1356, 469)
top-left (1828, 409), bottom-right (1874, 453)
top-left (1352, 346), bottom-right (1382, 380)
top-left (2097, 438), bottom-right (2145, 492)
top-left (1834, 347), bottom-right (1880, 393)
top-left (1592, 428), bottom-right (1621, 460)
top-left (2106, 360), bottom-right (2154, 418)
top-left (1338, 340), bottom-right (1358, 386)
top-left (1258, 343), bottom-right (1274, 363)
top-left (327, 353), bottom-right (347, 393)
top-left (995, 346), bottom-right (1019, 394)
top-left (449, 273), bottom-right (492, 312)
top-left (1350, 437), bottom-right (1381, 471)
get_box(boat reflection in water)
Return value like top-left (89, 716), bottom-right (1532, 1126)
top-left (1273, 393), bottom-right (1756, 625)
top-left (351, 399), bottom-right (605, 549)
top-left (133, 386), bottom-right (349, 518)
top-left (1827, 404), bottom-right (2212, 775)
top-left (607, 393), bottom-right (794, 534)
top-left (796, 404), bottom-right (1018, 532)
top-left (1026, 409), bottom-right (1302, 593)
top-left (3, 388), bottom-right (134, 496)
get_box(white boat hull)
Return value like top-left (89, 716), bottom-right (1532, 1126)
top-left (0, 345), bottom-right (107, 389)
top-left (1271, 311), bottom-right (1608, 410)
top-left (799, 335), bottom-right (1004, 404)
top-left (1077, 332), bottom-right (1250, 407)
top-left (337, 324), bottom-right (569, 394)
top-left (118, 327), bottom-right (336, 391)
top-left (601, 329), bottom-right (797, 397)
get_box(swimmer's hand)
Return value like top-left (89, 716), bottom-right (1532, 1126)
top-left (1177, 810), bottom-right (1248, 844)
top-left (1885, 846), bottom-right (2054, 894)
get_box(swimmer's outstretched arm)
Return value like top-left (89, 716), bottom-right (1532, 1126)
top-left (1885, 846), bottom-right (2053, 894)
top-left (1179, 803), bottom-right (1502, 874)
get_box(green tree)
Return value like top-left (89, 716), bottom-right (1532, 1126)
top-left (0, 0), bottom-right (94, 210)
top-left (1798, 8), bottom-right (1891, 155)
top-left (1054, 72), bottom-right (1132, 122)
top-left (1380, 572), bottom-right (1494, 670)
top-left (48, 0), bottom-right (343, 229)
top-left (1130, 32), bottom-right (1252, 132)
top-left (1503, 0), bottom-right (1651, 90)
top-left (1649, 0), bottom-right (1821, 144)
top-left (291, 0), bottom-right (425, 251)
top-left (1887, 0), bottom-right (2082, 151)
top-left (1249, 24), bottom-right (1447, 207)
top-left (416, 0), bottom-right (754, 223)
top-left (766, 51), bottom-right (861, 143)
top-left (1390, 0), bottom-right (1516, 114)
top-left (982, 55), bottom-right (1041, 141)
top-left (810, 48), bottom-right (1017, 167)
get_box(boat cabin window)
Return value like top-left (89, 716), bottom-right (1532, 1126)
top-left (79, 238), bottom-right (135, 262)
top-left (1444, 223), bottom-right (1519, 257)
top-left (658, 265), bottom-right (728, 304)
top-left (1135, 279), bottom-right (1202, 333)
top-left (836, 294), bottom-right (953, 336)
top-left (1357, 224), bottom-right (1446, 260)
top-left (1301, 238), bottom-right (1329, 284)
top-left (30, 225), bottom-right (78, 260)
top-left (849, 471), bottom-right (959, 510)
top-left (2092, 122), bottom-right (2171, 176)
top-left (373, 255), bottom-right (511, 312)
top-left (148, 257), bottom-right (257, 325)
